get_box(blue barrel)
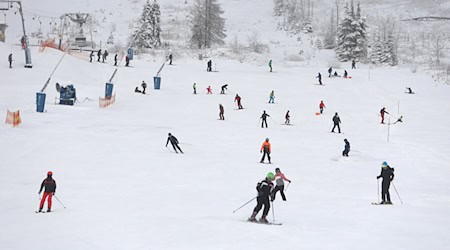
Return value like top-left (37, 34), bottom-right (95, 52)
top-left (153, 76), bottom-right (161, 90)
top-left (36, 92), bottom-right (46, 113)
top-left (105, 82), bottom-right (114, 98)
top-left (127, 48), bottom-right (134, 60)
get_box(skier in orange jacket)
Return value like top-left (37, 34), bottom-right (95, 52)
top-left (260, 138), bottom-right (271, 163)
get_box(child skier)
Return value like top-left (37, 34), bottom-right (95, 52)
top-left (141, 81), bottom-right (147, 94)
top-left (248, 172), bottom-right (275, 223)
top-left (38, 171), bottom-right (57, 212)
top-left (219, 104), bottom-right (224, 120)
top-left (235, 94), bottom-right (243, 109)
top-left (376, 162), bottom-right (395, 204)
top-left (271, 168), bottom-right (291, 201)
top-left (342, 139), bottom-right (350, 157)
top-left (206, 86), bottom-right (212, 94)
top-left (268, 90), bottom-right (275, 103)
top-left (319, 101), bottom-right (326, 114)
top-left (285, 110), bottom-right (290, 125)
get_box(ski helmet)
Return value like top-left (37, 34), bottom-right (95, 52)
top-left (382, 161), bottom-right (388, 167)
top-left (47, 171), bottom-right (53, 176)
top-left (275, 167), bottom-right (280, 172)
top-left (267, 172), bottom-right (275, 180)
top-left (265, 138), bottom-right (269, 142)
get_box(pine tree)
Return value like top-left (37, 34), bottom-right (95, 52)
top-left (132, 0), bottom-right (162, 49)
top-left (335, 1), bottom-right (367, 62)
top-left (384, 31), bottom-right (398, 66)
top-left (190, 0), bottom-right (226, 49)
top-left (370, 39), bottom-right (384, 64)
top-left (273, 0), bottom-right (285, 16)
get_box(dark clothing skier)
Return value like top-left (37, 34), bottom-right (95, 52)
top-left (269, 60), bottom-right (272, 72)
top-left (168, 54), bottom-right (173, 65)
top-left (141, 81), bottom-right (147, 94)
top-left (285, 110), bottom-right (290, 125)
top-left (38, 171), bottom-right (56, 212)
top-left (394, 116), bottom-right (403, 124)
top-left (377, 162), bottom-right (395, 204)
top-left (406, 87), bottom-right (413, 94)
top-left (97, 49), bottom-right (102, 62)
top-left (380, 107), bottom-right (389, 124)
top-left (260, 138), bottom-right (271, 163)
top-left (207, 60), bottom-right (212, 72)
top-left (317, 72), bottom-right (322, 85)
top-left (343, 70), bottom-right (348, 78)
top-left (248, 172), bottom-right (275, 223)
top-left (102, 50), bottom-right (108, 63)
top-left (166, 133), bottom-right (183, 154)
top-left (268, 91), bottom-right (275, 103)
top-left (328, 67), bottom-right (332, 77)
top-left (219, 104), bottom-right (224, 120)
top-left (193, 83), bottom-right (197, 94)
top-left (220, 84), bottom-right (228, 94)
top-left (114, 54), bottom-right (118, 66)
top-left (125, 55), bottom-right (130, 67)
top-left (89, 51), bottom-right (94, 63)
top-left (331, 112), bottom-right (341, 133)
top-left (352, 59), bottom-right (356, 69)
top-left (342, 139), bottom-right (350, 157)
top-left (235, 94), bottom-right (243, 109)
top-left (135, 87), bottom-right (142, 93)
top-left (260, 110), bottom-right (270, 128)
top-left (8, 53), bottom-right (12, 68)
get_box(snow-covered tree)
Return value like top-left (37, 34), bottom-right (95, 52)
top-left (335, 1), bottom-right (367, 62)
top-left (190, 0), bottom-right (226, 49)
top-left (384, 31), bottom-right (397, 66)
top-left (132, 0), bottom-right (162, 49)
top-left (324, 10), bottom-right (337, 49)
top-left (273, 0), bottom-right (285, 16)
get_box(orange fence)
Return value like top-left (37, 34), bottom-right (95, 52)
top-left (5, 110), bottom-right (22, 127)
top-left (99, 94), bottom-right (116, 108)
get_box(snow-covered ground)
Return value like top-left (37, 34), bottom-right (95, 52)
top-left (2, 39), bottom-right (450, 249)
top-left (1, 0), bottom-right (450, 249)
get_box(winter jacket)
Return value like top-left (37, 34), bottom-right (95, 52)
top-left (377, 166), bottom-right (395, 182)
top-left (332, 114), bottom-right (341, 124)
top-left (260, 141), bottom-right (271, 153)
top-left (166, 135), bottom-right (179, 146)
top-left (319, 102), bottom-right (325, 108)
top-left (39, 177), bottom-right (56, 193)
top-left (344, 140), bottom-right (350, 151)
top-left (275, 172), bottom-right (290, 186)
top-left (256, 179), bottom-right (273, 197)
top-left (261, 112), bottom-right (270, 120)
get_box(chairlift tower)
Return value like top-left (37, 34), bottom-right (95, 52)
top-left (64, 13), bottom-right (90, 47)
top-left (0, 0), bottom-right (32, 68)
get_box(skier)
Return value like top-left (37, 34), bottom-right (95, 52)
top-left (380, 107), bottom-right (389, 124)
top-left (114, 54), bottom-right (118, 66)
top-left (260, 110), bottom-right (270, 128)
top-left (248, 172), bottom-right (275, 223)
top-left (38, 171), bottom-right (57, 213)
top-left (89, 51), bottom-right (94, 63)
top-left (135, 87), bottom-right (142, 93)
top-left (168, 54), bottom-right (173, 65)
top-left (219, 104), bottom-right (224, 120)
top-left (141, 81), bottom-right (147, 94)
top-left (260, 138), bottom-right (271, 163)
top-left (316, 72), bottom-right (322, 85)
top-left (328, 67), bottom-right (333, 77)
top-left (342, 139), bottom-right (350, 157)
top-left (271, 168), bottom-right (291, 201)
top-left (285, 110), bottom-right (290, 125)
top-left (343, 70), bottom-right (348, 78)
top-left (394, 116), bottom-right (403, 124)
top-left (220, 84), bottom-right (228, 94)
top-left (235, 94), bottom-right (243, 109)
top-left (319, 100), bottom-right (326, 114)
top-left (351, 59), bottom-right (356, 69)
top-left (193, 83), bottom-right (197, 94)
top-left (125, 55), bottom-right (130, 67)
top-left (268, 90), bottom-right (275, 103)
top-left (333, 71), bottom-right (340, 77)
top-left (207, 60), bottom-right (212, 72)
top-left (406, 87), bottom-right (413, 94)
top-left (102, 50), bottom-right (108, 62)
top-left (166, 133), bottom-right (183, 154)
top-left (269, 59), bottom-right (273, 72)
top-left (331, 112), bottom-right (341, 133)
top-left (8, 53), bottom-right (12, 68)
top-left (376, 162), bottom-right (395, 204)
top-left (97, 49), bottom-right (102, 62)
top-left (206, 86), bottom-right (212, 94)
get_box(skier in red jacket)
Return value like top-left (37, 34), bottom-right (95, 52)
top-left (319, 101), bottom-right (326, 114)
top-left (380, 107), bottom-right (389, 124)
top-left (38, 171), bottom-right (57, 212)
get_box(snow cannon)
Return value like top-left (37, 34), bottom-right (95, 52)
top-left (127, 48), bottom-right (134, 60)
top-left (56, 83), bottom-right (76, 105)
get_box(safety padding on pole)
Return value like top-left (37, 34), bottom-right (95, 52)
top-left (105, 83), bottom-right (114, 99)
top-left (36, 92), bottom-right (46, 113)
top-left (153, 76), bottom-right (161, 90)
top-left (99, 94), bottom-right (116, 108)
top-left (127, 48), bottom-right (134, 60)
top-left (5, 110), bottom-right (22, 127)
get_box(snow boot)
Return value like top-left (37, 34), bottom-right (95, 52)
top-left (38, 208), bottom-right (42, 212)
top-left (248, 212), bottom-right (257, 222)
top-left (47, 208), bottom-right (51, 212)
top-left (259, 216), bottom-right (269, 224)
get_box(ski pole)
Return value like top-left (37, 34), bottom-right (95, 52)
top-left (285, 182), bottom-right (290, 192)
top-left (53, 195), bottom-right (66, 209)
top-left (392, 182), bottom-right (403, 204)
top-left (232, 197), bottom-right (257, 213)
top-left (377, 178), bottom-right (380, 203)
top-left (271, 200), bottom-right (275, 222)
top-left (165, 145), bottom-right (172, 153)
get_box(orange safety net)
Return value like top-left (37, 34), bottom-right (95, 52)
top-left (99, 94), bottom-right (116, 108)
top-left (39, 38), bottom-right (57, 50)
top-left (5, 110), bottom-right (22, 127)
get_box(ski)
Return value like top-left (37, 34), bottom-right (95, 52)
top-left (247, 220), bottom-right (282, 225)
top-left (259, 162), bottom-right (272, 164)
top-left (371, 202), bottom-right (393, 205)
top-left (35, 211), bottom-right (46, 213)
